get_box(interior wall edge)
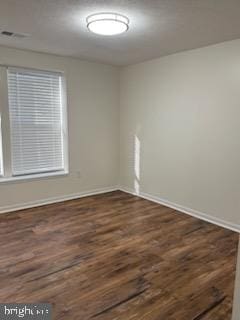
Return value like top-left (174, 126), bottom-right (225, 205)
top-left (0, 186), bottom-right (119, 214)
top-left (232, 238), bottom-right (240, 320)
top-left (119, 186), bottom-right (240, 234)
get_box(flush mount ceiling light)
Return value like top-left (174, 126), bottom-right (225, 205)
top-left (87, 13), bottom-right (129, 36)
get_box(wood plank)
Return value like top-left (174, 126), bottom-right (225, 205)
top-left (0, 190), bottom-right (238, 319)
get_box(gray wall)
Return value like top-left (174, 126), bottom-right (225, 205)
top-left (120, 39), bottom-right (240, 229)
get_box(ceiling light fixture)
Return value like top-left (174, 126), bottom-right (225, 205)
top-left (87, 13), bottom-right (129, 36)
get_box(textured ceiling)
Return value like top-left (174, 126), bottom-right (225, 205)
top-left (0, 0), bottom-right (240, 66)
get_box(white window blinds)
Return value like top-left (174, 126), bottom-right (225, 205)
top-left (7, 68), bottom-right (66, 176)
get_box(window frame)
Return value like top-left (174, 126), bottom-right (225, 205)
top-left (0, 65), bottom-right (69, 183)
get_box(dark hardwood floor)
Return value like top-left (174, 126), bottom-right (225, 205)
top-left (0, 191), bottom-right (238, 319)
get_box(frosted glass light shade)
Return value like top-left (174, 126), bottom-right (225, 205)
top-left (87, 13), bottom-right (129, 36)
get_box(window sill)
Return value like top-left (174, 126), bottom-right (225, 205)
top-left (0, 171), bottom-right (69, 184)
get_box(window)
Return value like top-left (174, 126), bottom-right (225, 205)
top-left (0, 67), bottom-right (68, 182)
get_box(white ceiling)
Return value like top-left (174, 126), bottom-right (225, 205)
top-left (1, 0), bottom-right (240, 66)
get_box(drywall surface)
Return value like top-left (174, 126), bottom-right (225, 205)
top-left (120, 39), bottom-right (240, 228)
top-left (0, 46), bottom-right (119, 210)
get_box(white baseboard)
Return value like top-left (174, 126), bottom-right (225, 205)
top-left (119, 186), bottom-right (240, 233)
top-left (2, 185), bottom-right (239, 233)
top-left (0, 186), bottom-right (119, 214)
